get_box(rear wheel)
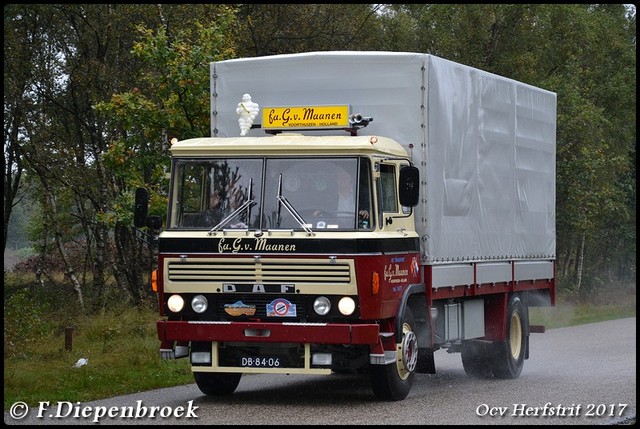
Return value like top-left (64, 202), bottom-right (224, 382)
top-left (370, 309), bottom-right (417, 401)
top-left (490, 293), bottom-right (526, 379)
top-left (194, 372), bottom-right (242, 396)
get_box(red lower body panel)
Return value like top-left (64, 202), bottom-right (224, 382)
top-left (158, 320), bottom-right (380, 346)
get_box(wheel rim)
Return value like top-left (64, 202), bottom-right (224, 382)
top-left (396, 322), bottom-right (418, 379)
top-left (509, 311), bottom-right (522, 359)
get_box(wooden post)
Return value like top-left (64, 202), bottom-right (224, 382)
top-left (65, 326), bottom-right (73, 351)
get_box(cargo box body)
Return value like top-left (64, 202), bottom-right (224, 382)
top-left (210, 51), bottom-right (556, 265)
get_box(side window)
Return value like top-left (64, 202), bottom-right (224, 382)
top-left (171, 163), bottom-right (207, 227)
top-left (181, 164), bottom-right (207, 212)
top-left (379, 164), bottom-right (398, 212)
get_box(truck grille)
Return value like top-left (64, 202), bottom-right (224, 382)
top-left (167, 259), bottom-right (351, 284)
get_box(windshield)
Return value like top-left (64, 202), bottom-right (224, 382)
top-left (169, 157), bottom-right (372, 231)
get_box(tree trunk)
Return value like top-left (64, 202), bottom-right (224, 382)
top-left (45, 188), bottom-right (86, 312)
top-left (113, 223), bottom-right (153, 307)
top-left (575, 233), bottom-right (586, 292)
top-left (90, 141), bottom-right (109, 306)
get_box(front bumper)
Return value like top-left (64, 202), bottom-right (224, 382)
top-left (157, 320), bottom-right (390, 374)
top-left (157, 319), bottom-right (381, 345)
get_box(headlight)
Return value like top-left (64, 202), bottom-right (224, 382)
top-left (167, 294), bottom-right (184, 313)
top-left (338, 297), bottom-right (356, 316)
top-left (191, 295), bottom-right (208, 313)
top-left (313, 296), bottom-right (331, 316)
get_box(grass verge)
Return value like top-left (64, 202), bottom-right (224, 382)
top-left (4, 306), bottom-right (193, 409)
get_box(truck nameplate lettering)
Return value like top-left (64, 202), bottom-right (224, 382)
top-left (262, 105), bottom-right (350, 130)
top-left (223, 283), bottom-right (296, 294)
top-left (218, 238), bottom-right (297, 253)
top-left (384, 264), bottom-right (409, 284)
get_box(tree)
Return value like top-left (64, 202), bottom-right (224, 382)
top-left (4, 5), bottom-right (174, 309)
top-left (380, 4), bottom-right (636, 293)
top-left (4, 4), bottom-right (43, 251)
top-left (234, 4), bottom-right (385, 56)
top-left (96, 6), bottom-right (238, 305)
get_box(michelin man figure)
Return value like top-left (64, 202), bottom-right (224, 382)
top-left (236, 93), bottom-right (259, 136)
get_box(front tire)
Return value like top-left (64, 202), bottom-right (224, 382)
top-left (194, 372), bottom-right (242, 396)
top-left (490, 293), bottom-right (526, 379)
top-left (370, 309), bottom-right (417, 401)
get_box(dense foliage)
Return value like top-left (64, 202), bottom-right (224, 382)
top-left (4, 4), bottom-right (636, 313)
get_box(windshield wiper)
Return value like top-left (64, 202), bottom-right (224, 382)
top-left (208, 179), bottom-right (255, 234)
top-left (276, 174), bottom-right (314, 235)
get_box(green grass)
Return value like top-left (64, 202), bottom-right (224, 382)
top-left (4, 285), bottom-right (636, 410)
top-left (529, 283), bottom-right (637, 329)
top-left (530, 301), bottom-right (636, 330)
top-left (4, 306), bottom-right (193, 409)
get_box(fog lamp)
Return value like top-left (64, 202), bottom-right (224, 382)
top-left (338, 297), bottom-right (356, 315)
top-left (167, 294), bottom-right (184, 313)
top-left (191, 295), bottom-right (208, 314)
top-left (313, 296), bottom-right (331, 315)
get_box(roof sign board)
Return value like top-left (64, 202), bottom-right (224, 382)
top-left (261, 105), bottom-right (351, 130)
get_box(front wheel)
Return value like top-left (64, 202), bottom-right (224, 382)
top-left (490, 293), bottom-right (526, 379)
top-left (194, 372), bottom-right (242, 396)
top-left (370, 309), bottom-right (417, 401)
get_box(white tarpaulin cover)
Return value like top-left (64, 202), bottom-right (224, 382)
top-left (211, 51), bottom-right (556, 264)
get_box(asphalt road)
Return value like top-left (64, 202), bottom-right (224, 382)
top-left (5, 317), bottom-right (636, 425)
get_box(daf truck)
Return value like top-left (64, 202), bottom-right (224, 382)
top-left (135, 51), bottom-right (556, 401)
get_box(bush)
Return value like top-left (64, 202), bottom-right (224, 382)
top-left (4, 288), bottom-right (56, 358)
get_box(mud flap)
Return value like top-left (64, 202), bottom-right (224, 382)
top-left (416, 347), bottom-right (436, 374)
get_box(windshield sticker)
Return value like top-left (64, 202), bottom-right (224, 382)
top-left (411, 257), bottom-right (420, 277)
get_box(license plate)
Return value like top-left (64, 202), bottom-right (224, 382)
top-left (240, 356), bottom-right (283, 368)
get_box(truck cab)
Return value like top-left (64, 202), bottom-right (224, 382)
top-left (146, 132), bottom-right (424, 401)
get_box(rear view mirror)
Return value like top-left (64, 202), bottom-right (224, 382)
top-left (134, 188), bottom-right (149, 228)
top-left (399, 166), bottom-right (419, 207)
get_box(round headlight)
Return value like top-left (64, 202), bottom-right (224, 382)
top-left (313, 296), bottom-right (331, 316)
top-left (191, 295), bottom-right (208, 314)
top-left (167, 294), bottom-right (184, 313)
top-left (338, 297), bottom-right (356, 316)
